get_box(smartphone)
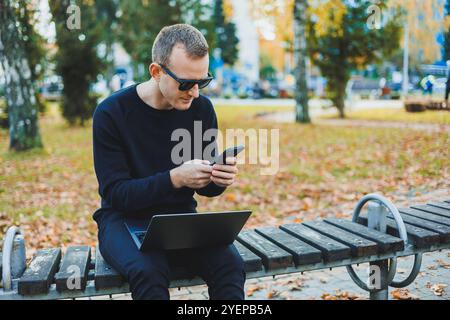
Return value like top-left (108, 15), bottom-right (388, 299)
top-left (210, 145), bottom-right (245, 165)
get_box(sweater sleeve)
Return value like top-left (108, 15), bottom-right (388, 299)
top-left (92, 107), bottom-right (175, 212)
top-left (195, 101), bottom-right (227, 197)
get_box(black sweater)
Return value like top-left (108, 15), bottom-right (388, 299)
top-left (92, 84), bottom-right (225, 225)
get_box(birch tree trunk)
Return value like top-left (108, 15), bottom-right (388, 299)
top-left (0, 0), bottom-right (43, 151)
top-left (293, 0), bottom-right (310, 123)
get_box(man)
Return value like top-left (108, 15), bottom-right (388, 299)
top-left (92, 24), bottom-right (245, 300)
top-left (420, 75), bottom-right (435, 96)
top-left (445, 61), bottom-right (450, 104)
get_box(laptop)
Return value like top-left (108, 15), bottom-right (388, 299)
top-left (124, 210), bottom-right (252, 251)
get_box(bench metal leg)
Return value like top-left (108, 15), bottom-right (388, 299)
top-left (368, 202), bottom-right (389, 300)
top-left (2, 227), bottom-right (26, 291)
top-left (347, 196), bottom-right (408, 300)
top-left (369, 259), bottom-right (389, 300)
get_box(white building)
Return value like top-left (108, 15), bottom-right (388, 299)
top-left (231, 0), bottom-right (260, 82)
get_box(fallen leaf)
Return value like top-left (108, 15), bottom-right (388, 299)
top-left (436, 259), bottom-right (450, 269)
top-left (224, 193), bottom-right (237, 202)
top-left (321, 293), bottom-right (337, 300)
top-left (300, 197), bottom-right (313, 211)
top-left (391, 288), bottom-right (419, 300)
top-left (321, 290), bottom-right (361, 300)
top-left (430, 284), bottom-right (447, 296)
top-left (267, 290), bottom-right (280, 299)
top-left (246, 285), bottom-right (263, 297)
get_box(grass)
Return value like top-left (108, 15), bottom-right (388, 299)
top-left (214, 104), bottom-right (293, 120)
top-left (0, 101), bottom-right (449, 250)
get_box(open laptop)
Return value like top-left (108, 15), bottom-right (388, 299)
top-left (124, 210), bottom-right (252, 251)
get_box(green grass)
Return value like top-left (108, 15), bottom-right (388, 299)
top-left (214, 104), bottom-right (293, 120)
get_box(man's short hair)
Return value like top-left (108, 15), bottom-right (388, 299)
top-left (152, 24), bottom-right (209, 66)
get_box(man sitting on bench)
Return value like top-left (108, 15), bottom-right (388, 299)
top-left (92, 24), bottom-right (245, 300)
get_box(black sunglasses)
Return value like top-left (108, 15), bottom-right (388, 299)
top-left (159, 64), bottom-right (213, 91)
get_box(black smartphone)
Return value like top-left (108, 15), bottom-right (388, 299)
top-left (210, 145), bottom-right (245, 165)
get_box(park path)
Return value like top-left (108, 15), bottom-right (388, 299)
top-left (259, 111), bottom-right (450, 133)
top-left (212, 97), bottom-right (448, 132)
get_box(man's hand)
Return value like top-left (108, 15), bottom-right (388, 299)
top-left (210, 157), bottom-right (238, 187)
top-left (170, 159), bottom-right (213, 189)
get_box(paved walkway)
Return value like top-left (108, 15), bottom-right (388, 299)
top-left (210, 98), bottom-right (403, 110)
top-left (259, 111), bottom-right (450, 133)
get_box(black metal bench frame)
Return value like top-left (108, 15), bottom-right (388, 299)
top-left (1, 194), bottom-right (449, 300)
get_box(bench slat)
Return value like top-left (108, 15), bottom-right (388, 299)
top-left (18, 248), bottom-right (61, 295)
top-left (444, 199), bottom-right (450, 204)
top-left (54, 246), bottom-right (91, 292)
top-left (237, 230), bottom-right (293, 270)
top-left (357, 215), bottom-right (440, 249)
top-left (428, 201), bottom-right (450, 211)
top-left (302, 221), bottom-right (378, 257)
top-left (392, 214), bottom-right (450, 243)
top-left (399, 208), bottom-right (450, 227)
top-left (280, 223), bottom-right (351, 262)
top-left (254, 227), bottom-right (322, 266)
top-left (94, 246), bottom-right (124, 290)
top-left (324, 218), bottom-right (404, 253)
top-left (411, 204), bottom-right (450, 219)
top-left (233, 241), bottom-right (263, 272)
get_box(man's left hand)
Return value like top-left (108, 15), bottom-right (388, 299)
top-left (211, 157), bottom-right (238, 187)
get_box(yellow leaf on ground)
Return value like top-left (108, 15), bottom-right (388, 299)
top-left (246, 285), bottom-right (263, 297)
top-left (267, 290), bottom-right (280, 299)
top-left (224, 193), bottom-right (237, 202)
top-left (391, 288), bottom-right (419, 300)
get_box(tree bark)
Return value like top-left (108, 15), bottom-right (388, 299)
top-left (0, 0), bottom-right (43, 151)
top-left (293, 0), bottom-right (310, 123)
top-left (332, 83), bottom-right (346, 119)
top-left (335, 95), bottom-right (346, 118)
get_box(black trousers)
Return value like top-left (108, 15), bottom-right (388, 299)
top-left (96, 212), bottom-right (246, 300)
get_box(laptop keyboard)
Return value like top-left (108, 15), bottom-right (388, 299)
top-left (135, 231), bottom-right (146, 243)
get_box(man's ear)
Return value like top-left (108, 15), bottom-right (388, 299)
top-left (149, 63), bottom-right (162, 81)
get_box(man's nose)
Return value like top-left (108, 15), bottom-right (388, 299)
top-left (188, 84), bottom-right (200, 98)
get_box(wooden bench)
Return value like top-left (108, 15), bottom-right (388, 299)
top-left (404, 99), bottom-right (449, 112)
top-left (1, 194), bottom-right (449, 300)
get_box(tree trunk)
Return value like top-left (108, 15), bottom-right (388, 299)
top-left (0, 0), bottom-right (43, 151)
top-left (334, 93), bottom-right (346, 118)
top-left (293, 0), bottom-right (310, 123)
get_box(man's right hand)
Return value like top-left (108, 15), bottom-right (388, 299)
top-left (170, 159), bottom-right (213, 189)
